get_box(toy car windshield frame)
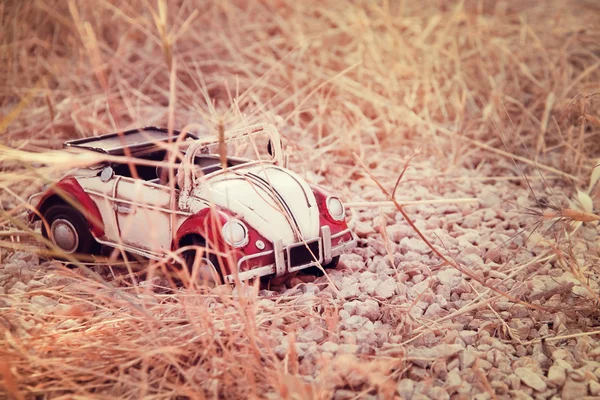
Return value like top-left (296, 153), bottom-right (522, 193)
top-left (64, 127), bottom-right (199, 156)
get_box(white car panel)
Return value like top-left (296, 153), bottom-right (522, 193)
top-left (199, 176), bottom-right (297, 245)
top-left (114, 178), bottom-right (172, 252)
top-left (249, 165), bottom-right (320, 239)
top-left (76, 176), bottom-right (119, 241)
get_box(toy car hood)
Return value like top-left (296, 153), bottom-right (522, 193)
top-left (192, 164), bottom-right (320, 245)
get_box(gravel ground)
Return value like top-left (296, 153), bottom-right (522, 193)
top-left (1, 156), bottom-right (599, 399)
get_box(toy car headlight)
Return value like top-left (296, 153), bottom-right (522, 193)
top-left (222, 219), bottom-right (249, 248)
top-left (326, 196), bottom-right (345, 221)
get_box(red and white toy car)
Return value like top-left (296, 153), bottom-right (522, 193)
top-left (28, 124), bottom-right (357, 283)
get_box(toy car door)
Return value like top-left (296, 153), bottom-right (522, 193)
top-left (76, 168), bottom-right (121, 243)
top-left (113, 177), bottom-right (174, 253)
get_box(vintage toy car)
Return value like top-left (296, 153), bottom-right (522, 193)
top-left (28, 124), bottom-right (357, 283)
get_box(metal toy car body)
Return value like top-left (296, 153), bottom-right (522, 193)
top-left (28, 124), bottom-right (357, 283)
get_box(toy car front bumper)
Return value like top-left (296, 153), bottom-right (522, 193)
top-left (225, 226), bottom-right (357, 283)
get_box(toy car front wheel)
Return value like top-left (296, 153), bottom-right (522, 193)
top-left (42, 204), bottom-right (98, 256)
top-left (303, 256), bottom-right (340, 277)
top-left (182, 236), bottom-right (223, 286)
top-left (323, 256), bottom-right (340, 270)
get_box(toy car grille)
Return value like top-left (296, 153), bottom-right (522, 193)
top-left (288, 240), bottom-right (320, 267)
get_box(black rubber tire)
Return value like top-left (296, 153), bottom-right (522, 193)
top-left (302, 256), bottom-right (340, 277)
top-left (182, 236), bottom-right (223, 285)
top-left (323, 256), bottom-right (340, 270)
top-left (42, 204), bottom-right (99, 256)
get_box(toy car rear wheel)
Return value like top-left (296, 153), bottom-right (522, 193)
top-left (182, 236), bottom-right (223, 286)
top-left (42, 204), bottom-right (99, 256)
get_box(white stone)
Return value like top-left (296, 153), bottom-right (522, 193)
top-left (446, 369), bottom-right (462, 393)
top-left (53, 304), bottom-right (73, 315)
top-left (339, 310), bottom-right (351, 320)
top-left (293, 342), bottom-right (311, 357)
top-left (479, 192), bottom-right (502, 208)
top-left (321, 341), bottom-right (338, 353)
top-left (338, 344), bottom-right (358, 354)
top-left (297, 327), bottom-right (324, 343)
top-left (27, 280), bottom-right (45, 289)
top-left (457, 253), bottom-right (483, 268)
top-left (457, 230), bottom-right (479, 245)
top-left (354, 221), bottom-right (375, 237)
top-left (460, 347), bottom-right (477, 369)
top-left (461, 215), bottom-right (480, 229)
top-left (515, 367), bottom-right (547, 392)
top-left (453, 280), bottom-right (471, 295)
top-left (437, 268), bottom-right (461, 287)
top-left (428, 387), bottom-right (449, 400)
top-left (408, 344), bottom-right (462, 368)
top-left (301, 283), bottom-right (320, 295)
top-left (341, 254), bottom-right (365, 271)
top-left (397, 379), bottom-right (414, 399)
top-left (343, 315), bottom-right (369, 331)
top-left (547, 365), bottom-right (567, 388)
top-left (340, 282), bottom-right (361, 299)
top-left (489, 270), bottom-right (508, 280)
top-left (588, 346), bottom-right (600, 358)
top-left (411, 279), bottom-right (430, 296)
top-left (374, 278), bottom-right (396, 299)
top-left (355, 330), bottom-right (377, 347)
top-left (355, 299), bottom-right (380, 321)
top-left (258, 299), bottom-right (275, 309)
top-left (459, 331), bottom-right (478, 346)
top-left (8, 281), bottom-right (27, 294)
top-left (57, 319), bottom-right (79, 330)
top-left (274, 343), bottom-right (288, 359)
top-left (424, 303), bottom-right (442, 318)
top-left (562, 379), bottom-right (588, 400)
top-left (590, 380), bottom-right (600, 396)
top-left (31, 295), bottom-right (59, 309)
top-left (343, 300), bottom-right (359, 315)
top-left (399, 237), bottom-right (431, 254)
top-left (363, 278), bottom-right (379, 296)
top-left (387, 225), bottom-right (413, 242)
top-left (409, 306), bottom-right (424, 318)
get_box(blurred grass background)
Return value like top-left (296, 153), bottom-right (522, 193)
top-left (1, 0), bottom-right (600, 398)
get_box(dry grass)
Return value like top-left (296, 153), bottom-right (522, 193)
top-left (1, 0), bottom-right (600, 398)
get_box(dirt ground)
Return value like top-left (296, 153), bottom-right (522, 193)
top-left (1, 0), bottom-right (600, 399)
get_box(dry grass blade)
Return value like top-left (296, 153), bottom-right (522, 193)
top-left (344, 198), bottom-right (479, 209)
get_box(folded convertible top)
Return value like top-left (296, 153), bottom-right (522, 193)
top-left (64, 127), bottom-right (198, 156)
